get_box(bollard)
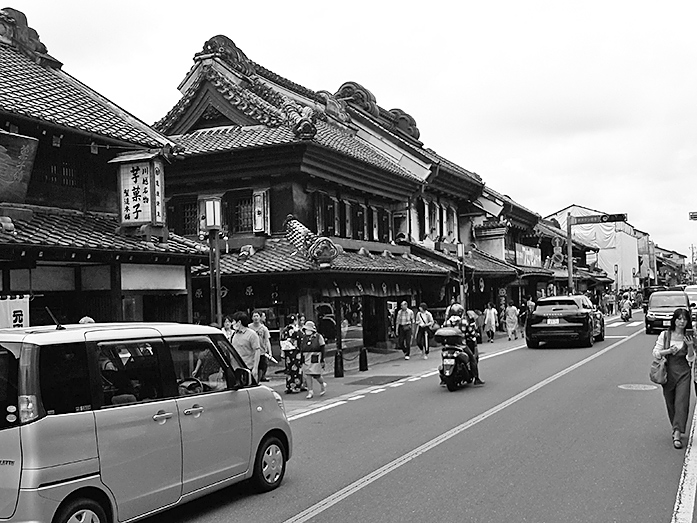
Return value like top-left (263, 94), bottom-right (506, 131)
top-left (359, 347), bottom-right (368, 371)
top-left (334, 350), bottom-right (344, 377)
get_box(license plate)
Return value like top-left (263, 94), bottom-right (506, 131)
top-left (663, 320), bottom-right (671, 326)
top-left (443, 358), bottom-right (455, 365)
top-left (547, 318), bottom-right (559, 325)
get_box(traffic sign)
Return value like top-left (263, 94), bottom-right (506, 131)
top-left (690, 212), bottom-right (697, 221)
top-left (572, 213), bottom-right (627, 225)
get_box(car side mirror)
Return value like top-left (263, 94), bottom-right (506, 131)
top-left (226, 367), bottom-right (253, 390)
top-left (691, 303), bottom-right (696, 308)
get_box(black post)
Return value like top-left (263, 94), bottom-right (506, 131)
top-left (334, 297), bottom-right (344, 377)
top-left (359, 347), bottom-right (368, 371)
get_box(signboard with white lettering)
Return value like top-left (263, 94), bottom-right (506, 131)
top-left (0, 130), bottom-right (38, 203)
top-left (572, 213), bottom-right (627, 225)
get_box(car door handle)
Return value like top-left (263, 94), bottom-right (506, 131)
top-left (183, 405), bottom-right (204, 417)
top-left (152, 411), bottom-right (174, 423)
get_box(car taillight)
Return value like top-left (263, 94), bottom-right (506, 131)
top-left (19, 395), bottom-right (39, 423)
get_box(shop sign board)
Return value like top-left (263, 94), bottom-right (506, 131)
top-left (115, 156), bottom-right (165, 226)
top-left (0, 130), bottom-right (38, 203)
top-left (515, 243), bottom-right (542, 267)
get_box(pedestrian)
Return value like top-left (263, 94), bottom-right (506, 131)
top-left (221, 315), bottom-right (234, 342)
top-left (504, 301), bottom-right (519, 341)
top-left (484, 302), bottom-right (498, 343)
top-left (394, 300), bottom-right (415, 359)
top-left (250, 310), bottom-right (271, 382)
top-left (415, 302), bottom-right (434, 359)
top-left (281, 314), bottom-right (304, 393)
top-left (299, 320), bottom-right (326, 399)
top-left (652, 308), bottom-right (694, 449)
top-left (229, 311), bottom-right (261, 382)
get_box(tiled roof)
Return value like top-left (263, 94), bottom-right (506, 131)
top-left (405, 241), bottom-right (518, 277)
top-left (170, 122), bottom-right (422, 182)
top-left (0, 205), bottom-right (205, 257)
top-left (193, 237), bottom-right (449, 277)
top-left (0, 43), bottom-right (171, 148)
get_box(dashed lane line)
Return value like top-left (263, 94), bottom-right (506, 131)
top-left (672, 403), bottom-right (697, 522)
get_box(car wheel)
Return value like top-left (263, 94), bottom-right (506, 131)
top-left (526, 338), bottom-right (539, 349)
top-left (54, 498), bottom-right (107, 523)
top-left (252, 436), bottom-right (286, 492)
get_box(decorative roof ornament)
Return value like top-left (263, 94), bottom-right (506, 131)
top-left (0, 8), bottom-right (61, 68)
top-left (282, 98), bottom-right (317, 140)
top-left (335, 81), bottom-right (380, 117)
top-left (389, 108), bottom-right (420, 140)
top-left (317, 91), bottom-right (350, 124)
top-left (283, 214), bottom-right (338, 269)
top-left (196, 35), bottom-right (255, 78)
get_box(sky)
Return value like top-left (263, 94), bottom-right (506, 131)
top-left (8, 1), bottom-right (697, 258)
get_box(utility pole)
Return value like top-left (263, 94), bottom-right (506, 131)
top-left (692, 244), bottom-right (695, 284)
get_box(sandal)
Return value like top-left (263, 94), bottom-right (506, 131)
top-left (673, 431), bottom-right (683, 449)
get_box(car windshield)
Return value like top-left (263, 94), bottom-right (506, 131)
top-left (0, 345), bottom-right (19, 431)
top-left (686, 293), bottom-right (697, 306)
top-left (536, 299), bottom-right (579, 312)
top-left (650, 295), bottom-right (688, 307)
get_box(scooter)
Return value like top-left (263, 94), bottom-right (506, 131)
top-left (621, 307), bottom-right (631, 322)
top-left (435, 327), bottom-right (474, 391)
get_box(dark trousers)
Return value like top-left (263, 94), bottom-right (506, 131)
top-left (462, 341), bottom-right (480, 380)
top-left (397, 325), bottom-right (412, 356)
top-left (416, 326), bottom-right (430, 354)
top-left (258, 355), bottom-right (268, 381)
top-left (663, 374), bottom-right (691, 433)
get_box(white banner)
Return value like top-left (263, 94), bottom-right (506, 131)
top-left (0, 296), bottom-right (29, 328)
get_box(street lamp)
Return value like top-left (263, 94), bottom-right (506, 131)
top-left (203, 197), bottom-right (222, 327)
top-left (614, 264), bottom-right (619, 293)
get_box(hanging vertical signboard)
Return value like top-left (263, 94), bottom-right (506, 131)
top-left (0, 130), bottom-right (39, 204)
top-left (109, 152), bottom-right (166, 226)
top-left (0, 296), bottom-right (29, 328)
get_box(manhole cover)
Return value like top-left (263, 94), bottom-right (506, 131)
top-left (618, 384), bottom-right (658, 391)
top-left (346, 375), bottom-right (409, 386)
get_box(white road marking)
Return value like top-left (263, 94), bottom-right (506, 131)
top-left (370, 388), bottom-right (386, 394)
top-left (347, 395), bottom-right (365, 401)
top-left (282, 331), bottom-right (643, 523)
top-left (388, 382), bottom-right (404, 388)
top-left (288, 401), bottom-right (347, 421)
top-left (407, 377), bottom-right (421, 381)
top-left (604, 335), bottom-right (628, 339)
top-left (672, 406), bottom-right (697, 522)
top-left (606, 322), bottom-right (624, 328)
top-left (628, 321), bottom-right (643, 327)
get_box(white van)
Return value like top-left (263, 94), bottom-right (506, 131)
top-left (0, 322), bottom-right (292, 523)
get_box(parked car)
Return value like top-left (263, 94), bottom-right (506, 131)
top-left (645, 290), bottom-right (691, 334)
top-left (683, 285), bottom-right (697, 325)
top-left (0, 322), bottom-right (292, 523)
top-left (525, 295), bottom-right (605, 348)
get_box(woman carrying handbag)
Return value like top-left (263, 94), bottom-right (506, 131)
top-left (652, 308), bottom-right (694, 449)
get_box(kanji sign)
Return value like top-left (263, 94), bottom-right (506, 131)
top-left (117, 157), bottom-right (165, 226)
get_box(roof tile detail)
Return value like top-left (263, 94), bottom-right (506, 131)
top-left (193, 237), bottom-right (449, 277)
top-left (0, 43), bottom-right (170, 148)
top-left (0, 205), bottom-right (205, 257)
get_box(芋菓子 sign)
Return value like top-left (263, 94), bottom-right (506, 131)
top-left (116, 157), bottom-right (165, 226)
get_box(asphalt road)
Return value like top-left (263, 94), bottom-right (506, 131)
top-left (145, 313), bottom-right (697, 523)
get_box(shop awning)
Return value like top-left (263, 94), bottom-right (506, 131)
top-left (515, 265), bottom-right (553, 279)
top-left (321, 280), bottom-right (415, 298)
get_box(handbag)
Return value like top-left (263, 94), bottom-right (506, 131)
top-left (649, 357), bottom-right (667, 384)
top-left (649, 331), bottom-right (671, 385)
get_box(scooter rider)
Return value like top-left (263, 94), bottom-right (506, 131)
top-left (620, 293), bottom-right (632, 320)
top-left (444, 303), bottom-right (484, 385)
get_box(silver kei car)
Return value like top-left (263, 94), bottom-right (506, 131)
top-left (0, 322), bottom-right (292, 523)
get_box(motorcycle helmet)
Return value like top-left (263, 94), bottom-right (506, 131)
top-left (449, 303), bottom-right (465, 317)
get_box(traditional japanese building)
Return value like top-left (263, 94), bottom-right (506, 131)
top-left (0, 8), bottom-right (205, 325)
top-left (155, 35), bottom-right (450, 346)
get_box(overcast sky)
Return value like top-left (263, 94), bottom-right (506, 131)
top-left (9, 1), bottom-right (697, 258)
